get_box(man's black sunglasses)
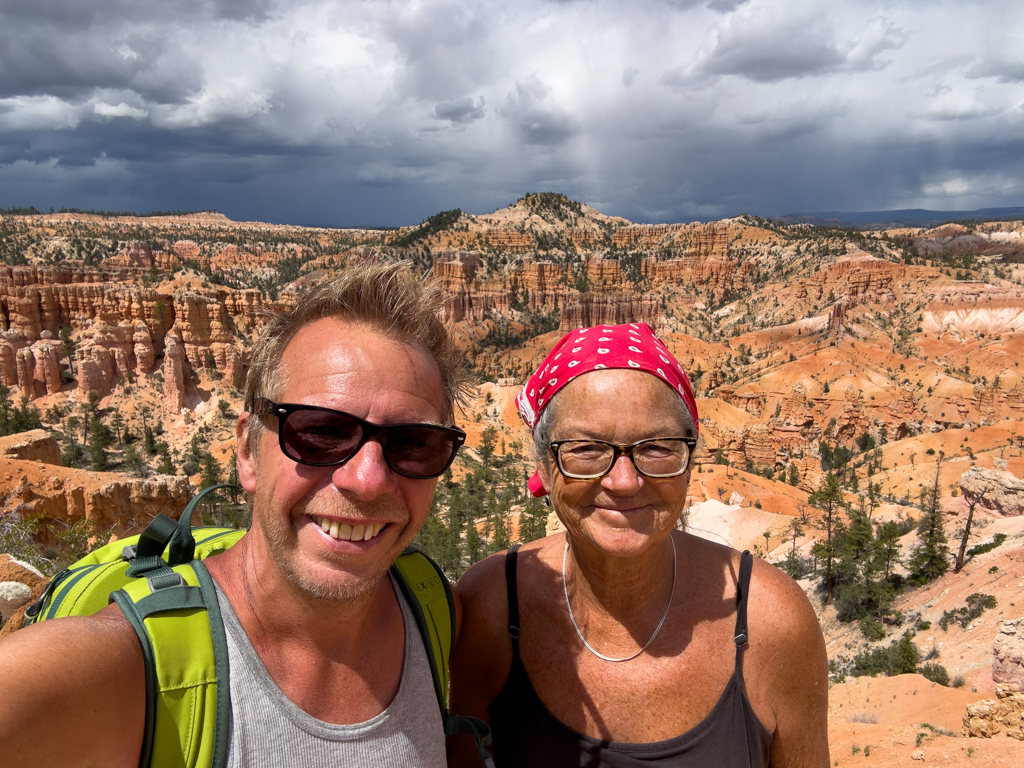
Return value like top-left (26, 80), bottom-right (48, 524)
top-left (252, 398), bottom-right (466, 479)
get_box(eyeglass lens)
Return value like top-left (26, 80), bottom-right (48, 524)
top-left (277, 406), bottom-right (461, 478)
top-left (556, 439), bottom-right (690, 478)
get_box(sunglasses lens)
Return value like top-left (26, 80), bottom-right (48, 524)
top-left (280, 408), bottom-right (363, 465)
top-left (385, 426), bottom-right (459, 478)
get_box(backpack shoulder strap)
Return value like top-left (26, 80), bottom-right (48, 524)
top-left (390, 546), bottom-right (455, 710)
top-left (390, 546), bottom-right (493, 768)
top-left (111, 560), bottom-right (230, 768)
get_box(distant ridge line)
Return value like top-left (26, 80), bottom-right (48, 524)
top-left (774, 206), bottom-right (1024, 230)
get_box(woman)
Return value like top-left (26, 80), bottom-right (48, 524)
top-left (450, 323), bottom-right (828, 767)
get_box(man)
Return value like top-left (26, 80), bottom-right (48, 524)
top-left (0, 262), bottom-right (466, 766)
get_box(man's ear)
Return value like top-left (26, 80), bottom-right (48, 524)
top-left (236, 412), bottom-right (259, 494)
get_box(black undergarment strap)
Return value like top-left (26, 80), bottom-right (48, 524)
top-left (505, 544), bottom-right (522, 647)
top-left (734, 550), bottom-right (753, 651)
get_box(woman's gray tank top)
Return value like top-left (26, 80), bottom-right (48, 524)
top-left (216, 575), bottom-right (447, 768)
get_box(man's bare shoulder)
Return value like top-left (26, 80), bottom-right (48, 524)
top-left (0, 605), bottom-right (146, 768)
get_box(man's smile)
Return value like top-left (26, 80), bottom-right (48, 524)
top-left (309, 515), bottom-right (392, 542)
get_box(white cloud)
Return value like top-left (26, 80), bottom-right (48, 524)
top-left (0, 95), bottom-right (84, 131)
top-left (93, 102), bottom-right (148, 119)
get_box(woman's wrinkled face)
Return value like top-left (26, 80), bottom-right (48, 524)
top-left (538, 369), bottom-right (694, 560)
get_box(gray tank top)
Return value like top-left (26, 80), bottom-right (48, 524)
top-left (216, 576), bottom-right (447, 768)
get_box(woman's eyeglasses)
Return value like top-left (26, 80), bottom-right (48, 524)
top-left (252, 398), bottom-right (466, 479)
top-left (550, 437), bottom-right (697, 480)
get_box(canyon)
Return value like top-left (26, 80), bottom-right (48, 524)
top-left (3, 193), bottom-right (1024, 762)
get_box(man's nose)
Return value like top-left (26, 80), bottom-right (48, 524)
top-left (331, 438), bottom-right (397, 500)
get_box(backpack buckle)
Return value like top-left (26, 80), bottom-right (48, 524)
top-left (147, 571), bottom-right (185, 592)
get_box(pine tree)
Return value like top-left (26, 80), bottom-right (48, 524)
top-left (479, 426), bottom-right (498, 466)
top-left (0, 383), bottom-right (14, 435)
top-left (518, 494), bottom-right (549, 544)
top-left (441, 479), bottom-right (467, 579)
top-left (831, 506), bottom-right (874, 621)
top-left (157, 445), bottom-right (176, 475)
top-left (809, 471), bottom-right (847, 604)
top-left (909, 459), bottom-right (950, 585)
top-left (110, 411), bottom-right (124, 446)
top-left (891, 631), bottom-right (920, 675)
top-left (123, 444), bottom-right (148, 476)
top-left (955, 494), bottom-right (983, 573)
top-left (787, 462), bottom-right (800, 487)
top-left (873, 520), bottom-right (903, 581)
top-left (87, 416), bottom-right (111, 471)
top-left (227, 450), bottom-right (240, 490)
top-left (61, 416), bottom-right (85, 467)
top-left (465, 516), bottom-right (483, 567)
top-left (199, 452), bottom-right (221, 490)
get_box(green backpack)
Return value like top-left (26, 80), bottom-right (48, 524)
top-left (24, 484), bottom-right (492, 768)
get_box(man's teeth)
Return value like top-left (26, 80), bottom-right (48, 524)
top-left (316, 517), bottom-right (386, 541)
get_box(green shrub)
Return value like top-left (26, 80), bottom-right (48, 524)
top-left (859, 616), bottom-right (886, 641)
top-left (939, 593), bottom-right (997, 631)
top-left (918, 663), bottom-right (950, 686)
top-left (967, 534), bottom-right (1007, 558)
top-left (851, 631), bottom-right (919, 677)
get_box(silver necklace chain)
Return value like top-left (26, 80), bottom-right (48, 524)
top-left (561, 534), bottom-right (677, 663)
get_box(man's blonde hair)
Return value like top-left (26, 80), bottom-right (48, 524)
top-left (244, 261), bottom-right (465, 453)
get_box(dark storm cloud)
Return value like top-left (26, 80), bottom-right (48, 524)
top-left (0, 0), bottom-right (1021, 225)
top-left (967, 55), bottom-right (1024, 83)
top-left (431, 96), bottom-right (486, 124)
top-left (663, 10), bottom-right (907, 84)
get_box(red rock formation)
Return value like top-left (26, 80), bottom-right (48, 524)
top-left (133, 324), bottom-right (155, 375)
top-left (11, 331), bottom-right (64, 401)
top-left (30, 333), bottom-right (62, 397)
top-left (15, 347), bottom-right (35, 400)
top-left (612, 223), bottom-right (687, 250)
top-left (0, 458), bottom-right (193, 543)
top-left (0, 430), bottom-right (61, 464)
top-left (832, 387), bottom-right (872, 442)
top-left (959, 466), bottom-right (1024, 516)
top-left (162, 331), bottom-right (188, 416)
top-left (697, 385), bottom-right (824, 490)
top-left (828, 296), bottom-right (851, 340)
top-left (559, 293), bottom-right (661, 330)
top-left (994, 620), bottom-right (1024, 686)
top-left (435, 255), bottom-right (515, 323)
top-left (0, 332), bottom-right (19, 388)
top-left (74, 321), bottom-right (137, 400)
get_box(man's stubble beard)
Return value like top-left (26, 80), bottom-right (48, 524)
top-left (258, 490), bottom-right (414, 602)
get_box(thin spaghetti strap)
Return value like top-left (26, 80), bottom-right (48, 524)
top-left (505, 544), bottom-right (523, 650)
top-left (733, 550), bottom-right (753, 669)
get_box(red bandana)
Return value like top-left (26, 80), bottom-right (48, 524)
top-left (516, 322), bottom-right (699, 496)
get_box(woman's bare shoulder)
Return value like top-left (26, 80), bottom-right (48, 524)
top-left (747, 556), bottom-right (822, 645)
top-left (457, 534), bottom-right (563, 608)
